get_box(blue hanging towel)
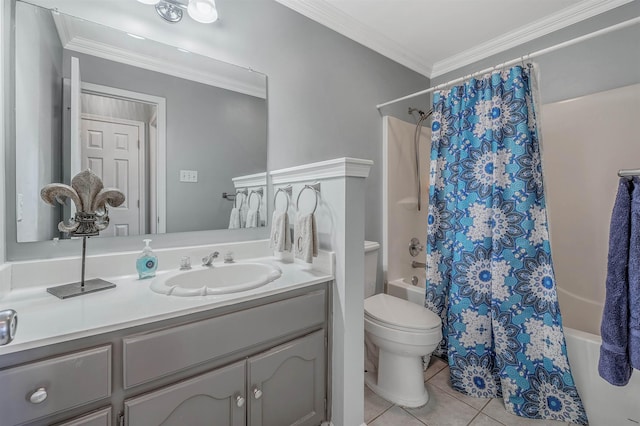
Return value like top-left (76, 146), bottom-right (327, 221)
top-left (598, 178), bottom-right (634, 385)
top-left (630, 177), bottom-right (640, 369)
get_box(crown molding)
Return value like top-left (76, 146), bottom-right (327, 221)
top-left (276, 0), bottom-right (631, 80)
top-left (274, 0), bottom-right (433, 77)
top-left (430, 0), bottom-right (634, 77)
top-left (232, 172), bottom-right (267, 188)
top-left (270, 157), bottom-right (373, 185)
top-left (52, 15), bottom-right (266, 99)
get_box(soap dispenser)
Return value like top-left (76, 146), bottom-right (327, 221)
top-left (137, 239), bottom-right (158, 279)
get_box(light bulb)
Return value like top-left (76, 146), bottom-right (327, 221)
top-left (187, 0), bottom-right (218, 23)
top-left (137, 0), bottom-right (161, 4)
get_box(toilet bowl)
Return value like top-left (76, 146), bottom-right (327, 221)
top-left (363, 241), bottom-right (442, 407)
top-left (364, 293), bottom-right (442, 407)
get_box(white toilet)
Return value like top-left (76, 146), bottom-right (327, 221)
top-left (363, 241), bottom-right (442, 407)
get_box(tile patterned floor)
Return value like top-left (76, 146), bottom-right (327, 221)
top-left (364, 357), bottom-right (575, 426)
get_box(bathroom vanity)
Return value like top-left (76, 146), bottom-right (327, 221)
top-left (0, 256), bottom-right (332, 426)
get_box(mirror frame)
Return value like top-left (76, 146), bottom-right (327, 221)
top-left (3, 0), bottom-right (270, 261)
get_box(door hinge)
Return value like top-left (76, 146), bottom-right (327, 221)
top-left (324, 398), bottom-right (327, 415)
top-left (118, 412), bottom-right (125, 426)
top-left (137, 199), bottom-right (140, 208)
top-left (137, 139), bottom-right (140, 150)
top-left (324, 335), bottom-right (328, 347)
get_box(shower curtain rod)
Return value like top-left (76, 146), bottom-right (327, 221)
top-left (376, 17), bottom-right (640, 110)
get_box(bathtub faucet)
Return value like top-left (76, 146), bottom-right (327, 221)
top-left (411, 261), bottom-right (426, 269)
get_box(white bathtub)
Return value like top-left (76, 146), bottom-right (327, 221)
top-left (386, 278), bottom-right (640, 426)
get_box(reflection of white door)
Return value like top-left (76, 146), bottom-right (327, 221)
top-left (81, 117), bottom-right (144, 237)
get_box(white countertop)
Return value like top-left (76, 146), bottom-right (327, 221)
top-left (0, 257), bottom-right (333, 355)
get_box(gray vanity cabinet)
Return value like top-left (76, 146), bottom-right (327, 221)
top-left (123, 330), bottom-right (326, 426)
top-left (248, 330), bottom-right (325, 426)
top-left (124, 360), bottom-right (246, 426)
top-left (0, 283), bottom-right (330, 426)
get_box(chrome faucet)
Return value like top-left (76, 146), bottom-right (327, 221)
top-left (202, 251), bottom-right (220, 267)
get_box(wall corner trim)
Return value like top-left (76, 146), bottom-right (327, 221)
top-left (270, 157), bottom-right (373, 185)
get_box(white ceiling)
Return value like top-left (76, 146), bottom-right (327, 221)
top-left (274, 0), bottom-right (634, 77)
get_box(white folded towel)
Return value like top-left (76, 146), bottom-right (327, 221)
top-left (294, 213), bottom-right (318, 263)
top-left (228, 207), bottom-right (241, 229)
top-left (270, 211), bottom-right (291, 252)
top-left (239, 197), bottom-right (248, 228)
top-left (246, 208), bottom-right (260, 228)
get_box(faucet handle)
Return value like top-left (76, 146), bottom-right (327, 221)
top-left (180, 256), bottom-right (191, 270)
top-left (409, 238), bottom-right (424, 257)
top-left (224, 252), bottom-right (234, 263)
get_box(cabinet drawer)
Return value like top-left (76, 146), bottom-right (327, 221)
top-left (0, 346), bottom-right (111, 426)
top-left (123, 289), bottom-right (326, 388)
top-left (55, 407), bottom-right (111, 426)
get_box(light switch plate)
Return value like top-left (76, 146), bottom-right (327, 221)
top-left (179, 170), bottom-right (198, 183)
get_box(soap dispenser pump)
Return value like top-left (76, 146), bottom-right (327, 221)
top-left (137, 239), bottom-right (158, 279)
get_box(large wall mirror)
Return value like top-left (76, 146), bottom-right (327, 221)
top-left (12, 0), bottom-right (268, 244)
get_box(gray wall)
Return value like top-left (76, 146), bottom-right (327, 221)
top-left (5, 0), bottom-right (429, 259)
top-left (62, 50), bottom-right (267, 233)
top-left (15, 2), bottom-right (62, 242)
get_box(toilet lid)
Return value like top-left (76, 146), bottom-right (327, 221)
top-left (364, 293), bottom-right (441, 331)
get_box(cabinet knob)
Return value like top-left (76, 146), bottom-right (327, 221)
top-left (252, 386), bottom-right (263, 400)
top-left (235, 394), bottom-right (245, 408)
top-left (29, 387), bottom-right (48, 404)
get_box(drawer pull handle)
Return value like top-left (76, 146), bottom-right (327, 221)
top-left (235, 394), bottom-right (245, 408)
top-left (29, 387), bottom-right (48, 404)
top-left (252, 387), bottom-right (263, 400)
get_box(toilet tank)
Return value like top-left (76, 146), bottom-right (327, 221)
top-left (364, 241), bottom-right (381, 298)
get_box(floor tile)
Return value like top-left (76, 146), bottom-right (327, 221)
top-left (428, 366), bottom-right (491, 410)
top-left (368, 405), bottom-right (426, 426)
top-left (364, 385), bottom-right (394, 423)
top-left (468, 412), bottom-right (506, 426)
top-left (405, 382), bottom-right (479, 426)
top-left (481, 398), bottom-right (568, 426)
top-left (424, 355), bottom-right (448, 381)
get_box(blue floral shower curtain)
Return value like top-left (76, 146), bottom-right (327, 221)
top-left (425, 64), bottom-right (587, 424)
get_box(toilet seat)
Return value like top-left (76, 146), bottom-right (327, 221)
top-left (364, 293), bottom-right (440, 332)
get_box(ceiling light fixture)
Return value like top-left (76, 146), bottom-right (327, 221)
top-left (155, 1), bottom-right (183, 23)
top-left (187, 0), bottom-right (218, 23)
top-left (137, 0), bottom-right (218, 24)
top-left (127, 33), bottom-right (146, 40)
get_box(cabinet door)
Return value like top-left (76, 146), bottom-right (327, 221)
top-left (125, 360), bottom-right (246, 426)
top-left (248, 330), bottom-right (326, 426)
top-left (55, 407), bottom-right (111, 426)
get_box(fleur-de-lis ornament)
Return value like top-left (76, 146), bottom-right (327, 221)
top-left (40, 169), bottom-right (125, 236)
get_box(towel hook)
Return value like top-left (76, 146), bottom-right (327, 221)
top-left (296, 182), bottom-right (320, 215)
top-left (248, 188), bottom-right (264, 210)
top-left (274, 185), bottom-right (292, 212)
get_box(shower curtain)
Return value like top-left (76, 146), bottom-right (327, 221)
top-left (425, 64), bottom-right (587, 424)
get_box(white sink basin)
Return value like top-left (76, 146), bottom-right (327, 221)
top-left (150, 262), bottom-right (282, 296)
